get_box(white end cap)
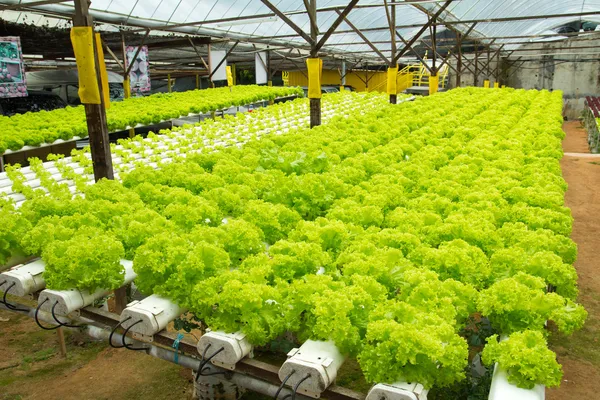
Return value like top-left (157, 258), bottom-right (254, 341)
top-left (0, 259), bottom-right (46, 297)
top-left (278, 340), bottom-right (346, 398)
top-left (366, 382), bottom-right (428, 400)
top-left (197, 330), bottom-right (253, 370)
top-left (120, 294), bottom-right (184, 337)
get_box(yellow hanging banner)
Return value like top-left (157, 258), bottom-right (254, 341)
top-left (306, 58), bottom-right (322, 99)
top-left (429, 73), bottom-right (439, 95)
top-left (386, 66), bottom-right (398, 95)
top-left (484, 79), bottom-right (490, 88)
top-left (226, 66), bottom-right (233, 87)
top-left (123, 77), bottom-right (131, 99)
top-left (70, 27), bottom-right (100, 104)
top-left (94, 33), bottom-right (110, 108)
top-left (494, 82), bottom-right (500, 89)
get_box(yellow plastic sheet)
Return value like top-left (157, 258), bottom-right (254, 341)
top-left (340, 85), bottom-right (345, 92)
top-left (226, 66), bottom-right (233, 87)
top-left (306, 58), bottom-right (323, 99)
top-left (502, 85), bottom-right (506, 88)
top-left (429, 74), bottom-right (439, 95)
top-left (70, 27), bottom-right (100, 104)
top-left (123, 78), bottom-right (131, 99)
top-left (494, 82), bottom-right (500, 89)
top-left (484, 80), bottom-right (490, 88)
top-left (386, 66), bottom-right (398, 95)
top-left (94, 33), bottom-right (110, 108)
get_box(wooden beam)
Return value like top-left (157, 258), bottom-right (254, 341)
top-left (103, 39), bottom-right (124, 71)
top-left (394, 0), bottom-right (453, 63)
top-left (303, 0), bottom-right (319, 39)
top-left (125, 29), bottom-right (150, 76)
top-left (260, 0), bottom-right (315, 45)
top-left (208, 41), bottom-right (240, 80)
top-left (188, 37), bottom-right (209, 70)
top-left (396, 31), bottom-right (433, 74)
top-left (270, 48), bottom-right (295, 79)
top-left (335, 9), bottom-right (390, 65)
top-left (314, 0), bottom-right (359, 52)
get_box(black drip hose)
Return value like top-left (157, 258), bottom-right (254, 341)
top-left (1, 282), bottom-right (28, 312)
top-left (292, 373), bottom-right (311, 400)
top-left (108, 317), bottom-right (128, 349)
top-left (51, 301), bottom-right (84, 329)
top-left (274, 369), bottom-right (296, 399)
top-left (195, 344), bottom-right (227, 381)
top-left (34, 298), bottom-right (60, 330)
top-left (121, 319), bottom-right (148, 351)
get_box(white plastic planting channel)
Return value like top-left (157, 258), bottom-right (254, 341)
top-left (488, 363), bottom-right (544, 400)
top-left (0, 259), bottom-right (46, 297)
top-left (0, 93), bottom-right (397, 209)
top-left (120, 294), bottom-right (185, 340)
top-left (37, 260), bottom-right (136, 317)
top-left (279, 340), bottom-right (346, 398)
top-left (197, 330), bottom-right (253, 370)
top-left (366, 382), bottom-right (428, 400)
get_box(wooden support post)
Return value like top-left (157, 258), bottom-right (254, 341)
top-left (196, 74), bottom-right (199, 89)
top-left (456, 32), bottom-right (462, 87)
top-left (308, 0), bottom-right (321, 128)
top-left (385, 0), bottom-right (397, 104)
top-left (73, 0), bottom-right (113, 182)
top-left (113, 286), bottom-right (128, 314)
top-left (57, 327), bottom-right (67, 358)
top-left (168, 74), bottom-right (172, 93)
top-left (474, 46), bottom-right (479, 86)
top-left (487, 46), bottom-right (491, 80)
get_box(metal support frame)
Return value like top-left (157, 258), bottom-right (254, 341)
top-left (335, 9), bottom-right (390, 64)
top-left (394, 0), bottom-right (453, 63)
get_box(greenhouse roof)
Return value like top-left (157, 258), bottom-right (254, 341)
top-left (1, 0), bottom-right (600, 64)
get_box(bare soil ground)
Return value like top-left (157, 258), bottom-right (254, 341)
top-left (546, 120), bottom-right (600, 400)
top-left (0, 310), bottom-right (194, 400)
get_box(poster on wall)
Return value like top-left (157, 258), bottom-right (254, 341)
top-left (0, 36), bottom-right (27, 98)
top-left (126, 45), bottom-right (150, 94)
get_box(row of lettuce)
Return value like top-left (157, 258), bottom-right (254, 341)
top-left (0, 85), bottom-right (303, 155)
top-left (0, 88), bottom-right (585, 391)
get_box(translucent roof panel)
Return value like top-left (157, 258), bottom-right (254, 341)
top-left (2, 0), bottom-right (600, 60)
top-left (422, 0), bottom-right (600, 49)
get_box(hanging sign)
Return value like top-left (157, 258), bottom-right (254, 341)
top-left (255, 52), bottom-right (268, 85)
top-left (126, 45), bottom-right (151, 94)
top-left (209, 50), bottom-right (227, 81)
top-left (282, 71), bottom-right (290, 86)
top-left (0, 36), bottom-right (27, 98)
